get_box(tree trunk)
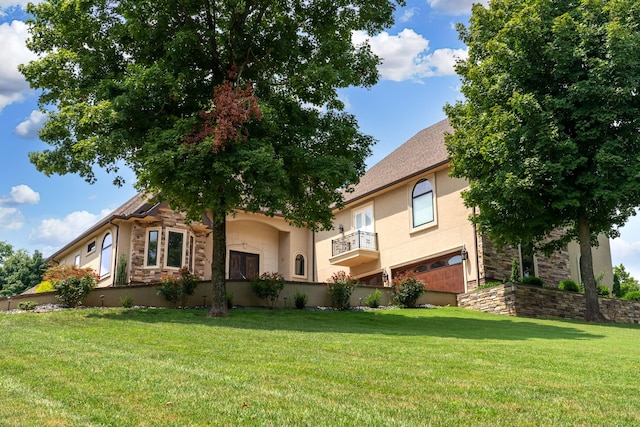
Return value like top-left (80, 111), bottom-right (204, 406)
top-left (577, 216), bottom-right (607, 322)
top-left (208, 213), bottom-right (228, 318)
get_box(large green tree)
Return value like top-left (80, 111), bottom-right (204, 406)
top-left (0, 242), bottom-right (48, 296)
top-left (20, 0), bottom-right (402, 316)
top-left (445, 0), bottom-right (640, 321)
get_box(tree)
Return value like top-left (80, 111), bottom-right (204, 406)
top-left (445, 0), bottom-right (640, 321)
top-left (612, 264), bottom-right (640, 298)
top-left (20, 0), bottom-right (402, 317)
top-left (0, 244), bottom-right (48, 296)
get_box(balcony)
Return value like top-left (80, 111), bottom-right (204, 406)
top-left (329, 231), bottom-right (379, 267)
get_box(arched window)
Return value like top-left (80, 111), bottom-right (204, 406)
top-left (412, 179), bottom-right (434, 227)
top-left (295, 254), bottom-right (305, 276)
top-left (100, 233), bottom-right (113, 278)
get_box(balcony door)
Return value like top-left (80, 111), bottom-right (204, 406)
top-left (354, 205), bottom-right (374, 233)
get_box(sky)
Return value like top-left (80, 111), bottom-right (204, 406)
top-left (1, 0), bottom-right (639, 279)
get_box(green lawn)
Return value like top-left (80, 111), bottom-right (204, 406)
top-left (1, 307), bottom-right (639, 426)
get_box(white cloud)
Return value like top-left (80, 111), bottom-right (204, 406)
top-left (0, 206), bottom-right (24, 231)
top-left (353, 29), bottom-right (467, 82)
top-left (428, 0), bottom-right (489, 15)
top-left (399, 7), bottom-right (418, 23)
top-left (30, 209), bottom-right (112, 246)
top-left (0, 20), bottom-right (37, 112)
top-left (0, 184), bottom-right (40, 206)
top-left (0, 1), bottom-right (34, 7)
top-left (14, 109), bottom-right (46, 138)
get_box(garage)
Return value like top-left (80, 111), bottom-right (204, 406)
top-left (392, 252), bottom-right (464, 293)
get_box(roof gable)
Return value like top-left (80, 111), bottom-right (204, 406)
top-left (344, 118), bottom-right (452, 204)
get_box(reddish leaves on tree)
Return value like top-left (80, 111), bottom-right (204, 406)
top-left (184, 78), bottom-right (262, 152)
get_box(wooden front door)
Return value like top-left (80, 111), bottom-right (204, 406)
top-left (229, 251), bottom-right (260, 280)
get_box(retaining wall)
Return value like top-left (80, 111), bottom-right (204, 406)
top-left (458, 283), bottom-right (640, 323)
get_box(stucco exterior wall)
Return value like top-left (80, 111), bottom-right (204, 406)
top-left (315, 168), bottom-right (478, 289)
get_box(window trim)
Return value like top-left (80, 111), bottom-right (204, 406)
top-left (99, 232), bottom-right (113, 279)
top-left (164, 228), bottom-right (186, 269)
top-left (293, 253), bottom-right (306, 279)
top-left (144, 227), bottom-right (161, 268)
top-left (409, 175), bottom-right (437, 233)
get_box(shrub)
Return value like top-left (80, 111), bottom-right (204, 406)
top-left (18, 301), bottom-right (37, 310)
top-left (43, 265), bottom-right (99, 307)
top-left (294, 290), bottom-right (308, 310)
top-left (558, 280), bottom-right (580, 292)
top-left (34, 281), bottom-right (53, 293)
top-left (114, 253), bottom-right (128, 286)
top-left (250, 272), bottom-right (285, 308)
top-left (477, 281), bottom-right (503, 290)
top-left (510, 258), bottom-right (519, 283)
top-left (597, 285), bottom-right (610, 297)
top-left (157, 267), bottom-right (199, 307)
top-left (226, 291), bottom-right (234, 309)
top-left (392, 272), bottom-right (425, 308)
top-left (622, 291), bottom-right (640, 301)
top-left (365, 289), bottom-right (382, 308)
top-left (521, 276), bottom-right (544, 287)
top-left (120, 295), bottom-right (134, 308)
top-left (327, 271), bottom-right (359, 310)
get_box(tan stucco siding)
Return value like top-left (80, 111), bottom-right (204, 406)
top-left (567, 235), bottom-right (613, 288)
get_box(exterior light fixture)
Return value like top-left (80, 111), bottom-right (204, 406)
top-left (7, 296), bottom-right (11, 311)
top-left (382, 270), bottom-right (389, 284)
top-left (202, 295), bottom-right (207, 307)
top-left (338, 224), bottom-right (344, 233)
top-left (100, 294), bottom-right (105, 308)
top-left (461, 246), bottom-right (469, 261)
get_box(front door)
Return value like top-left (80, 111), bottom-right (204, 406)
top-left (229, 251), bottom-right (260, 280)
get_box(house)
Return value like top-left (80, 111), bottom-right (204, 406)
top-left (46, 119), bottom-right (613, 292)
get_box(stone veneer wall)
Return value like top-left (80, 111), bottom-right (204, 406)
top-left (458, 283), bottom-right (640, 324)
top-left (129, 206), bottom-right (208, 284)
top-left (479, 231), bottom-right (571, 288)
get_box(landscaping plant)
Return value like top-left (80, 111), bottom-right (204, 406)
top-left (294, 290), bottom-right (308, 310)
top-left (365, 289), bottom-right (382, 308)
top-left (43, 264), bottom-right (99, 307)
top-left (157, 267), bottom-right (199, 308)
top-left (326, 271), bottom-right (359, 310)
top-left (392, 272), bottom-right (425, 308)
top-left (250, 272), bottom-right (285, 308)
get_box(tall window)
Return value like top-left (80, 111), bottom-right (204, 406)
top-left (166, 230), bottom-right (184, 268)
top-left (146, 230), bottom-right (159, 266)
top-left (520, 243), bottom-right (536, 278)
top-left (74, 254), bottom-right (80, 267)
top-left (295, 254), bottom-right (305, 276)
top-left (99, 233), bottom-right (113, 278)
top-left (412, 179), bottom-right (434, 227)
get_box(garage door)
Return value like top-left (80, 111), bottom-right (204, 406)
top-left (392, 252), bottom-right (464, 293)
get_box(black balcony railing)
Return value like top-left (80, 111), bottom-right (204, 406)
top-left (331, 231), bottom-right (378, 257)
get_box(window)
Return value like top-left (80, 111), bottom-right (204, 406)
top-left (87, 241), bottom-right (96, 253)
top-left (354, 205), bottom-right (374, 232)
top-left (295, 254), bottom-right (305, 277)
top-left (146, 229), bottom-right (159, 267)
top-left (74, 254), bottom-right (80, 267)
top-left (166, 230), bottom-right (184, 268)
top-left (412, 179), bottom-right (434, 227)
top-left (520, 243), bottom-right (536, 278)
top-left (99, 233), bottom-right (113, 278)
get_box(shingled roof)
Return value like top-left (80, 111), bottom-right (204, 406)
top-left (344, 118), bottom-right (452, 204)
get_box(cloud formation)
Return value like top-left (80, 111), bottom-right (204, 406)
top-left (0, 19), bottom-right (37, 111)
top-left (353, 29), bottom-right (467, 81)
top-left (30, 208), bottom-right (112, 247)
top-left (0, 184), bottom-right (40, 206)
top-left (0, 207), bottom-right (23, 231)
top-left (14, 109), bottom-right (46, 138)
top-left (428, 0), bottom-right (489, 15)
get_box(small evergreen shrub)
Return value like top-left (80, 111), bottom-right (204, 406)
top-left (597, 285), bottom-right (610, 297)
top-left (43, 265), bottom-right (99, 307)
top-left (327, 271), bottom-right (359, 310)
top-left (18, 301), bottom-right (37, 310)
top-left (294, 290), bottom-right (308, 310)
top-left (250, 272), bottom-right (285, 308)
top-left (558, 280), bottom-right (580, 292)
top-left (157, 267), bottom-right (199, 307)
top-left (521, 276), bottom-right (544, 287)
top-left (120, 295), bottom-right (134, 308)
top-left (226, 291), bottom-right (234, 309)
top-left (365, 289), bottom-right (382, 308)
top-left (510, 259), bottom-right (519, 283)
top-left (35, 281), bottom-right (53, 293)
top-left (392, 272), bottom-right (425, 308)
top-left (114, 253), bottom-right (128, 286)
top-left (477, 281), bottom-right (503, 290)
top-left (622, 291), bottom-right (640, 301)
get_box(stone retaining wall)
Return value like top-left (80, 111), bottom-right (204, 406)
top-left (458, 283), bottom-right (640, 323)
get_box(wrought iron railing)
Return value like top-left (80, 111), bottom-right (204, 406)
top-left (331, 231), bottom-right (378, 257)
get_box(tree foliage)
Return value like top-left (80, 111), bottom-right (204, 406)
top-left (445, 0), bottom-right (640, 321)
top-left (20, 0), bottom-right (402, 316)
top-left (0, 242), bottom-right (48, 296)
top-left (612, 264), bottom-right (640, 298)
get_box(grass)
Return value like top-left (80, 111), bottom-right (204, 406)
top-left (1, 307), bottom-right (639, 426)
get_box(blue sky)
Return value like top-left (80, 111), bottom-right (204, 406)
top-left (1, 0), bottom-right (639, 279)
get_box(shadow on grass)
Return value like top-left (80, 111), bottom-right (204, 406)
top-left (85, 307), bottom-right (606, 341)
